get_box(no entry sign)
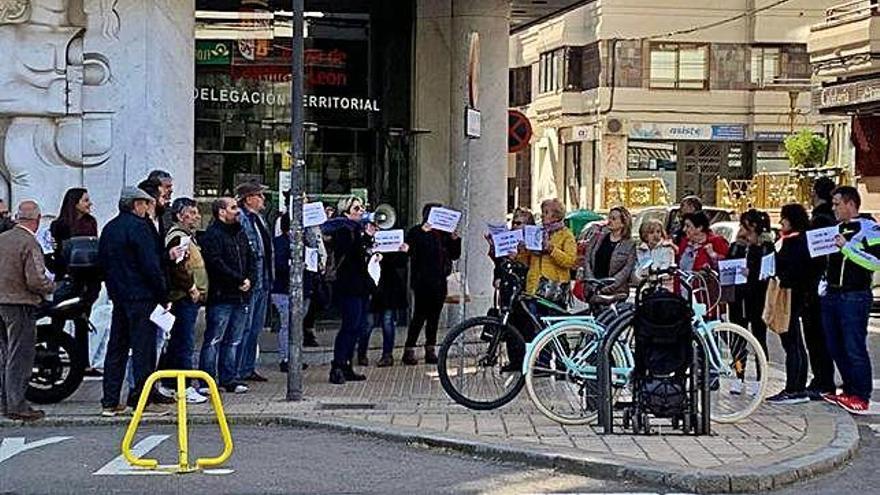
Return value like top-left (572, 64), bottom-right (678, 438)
top-left (508, 110), bottom-right (532, 153)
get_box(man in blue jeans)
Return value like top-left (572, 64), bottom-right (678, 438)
top-left (159, 198), bottom-right (209, 403)
top-left (821, 186), bottom-right (878, 415)
top-left (236, 182), bottom-right (273, 383)
top-left (199, 198), bottom-right (253, 394)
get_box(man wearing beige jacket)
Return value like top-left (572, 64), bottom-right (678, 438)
top-left (0, 200), bottom-right (55, 421)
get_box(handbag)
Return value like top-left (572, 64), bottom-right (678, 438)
top-left (762, 278), bottom-right (791, 334)
top-left (535, 257), bottom-right (570, 306)
top-left (445, 270), bottom-right (470, 304)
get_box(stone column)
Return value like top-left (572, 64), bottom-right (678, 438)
top-left (449, 0), bottom-right (509, 314)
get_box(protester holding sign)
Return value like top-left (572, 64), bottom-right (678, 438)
top-left (403, 203), bottom-right (462, 366)
top-left (526, 199), bottom-right (578, 306)
top-left (820, 187), bottom-right (879, 414)
top-left (726, 209), bottom-right (775, 395)
top-left (763, 204), bottom-right (812, 404)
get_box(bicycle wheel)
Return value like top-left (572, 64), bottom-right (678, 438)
top-left (437, 316), bottom-right (526, 410)
top-left (524, 322), bottom-right (609, 425)
top-left (706, 322), bottom-right (769, 423)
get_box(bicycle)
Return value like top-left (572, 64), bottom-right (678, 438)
top-left (436, 259), bottom-right (630, 410)
top-left (523, 266), bottom-right (769, 425)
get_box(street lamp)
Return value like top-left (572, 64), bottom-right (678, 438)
top-left (286, 0), bottom-right (305, 401)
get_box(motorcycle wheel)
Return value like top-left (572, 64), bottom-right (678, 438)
top-left (27, 329), bottom-right (86, 404)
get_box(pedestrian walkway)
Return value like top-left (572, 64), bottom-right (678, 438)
top-left (16, 359), bottom-right (858, 493)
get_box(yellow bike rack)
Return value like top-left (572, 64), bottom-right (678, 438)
top-left (121, 370), bottom-right (233, 473)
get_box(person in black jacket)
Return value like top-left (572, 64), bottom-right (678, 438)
top-left (726, 208), bottom-right (775, 396)
top-left (357, 247), bottom-right (409, 367)
top-left (766, 204), bottom-right (813, 404)
top-left (98, 187), bottom-right (169, 417)
top-left (802, 177), bottom-right (837, 399)
top-left (325, 196), bottom-right (376, 384)
top-left (403, 203), bottom-right (462, 366)
top-left (198, 198), bottom-right (254, 394)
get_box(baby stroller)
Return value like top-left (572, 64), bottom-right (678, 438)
top-left (623, 273), bottom-right (710, 435)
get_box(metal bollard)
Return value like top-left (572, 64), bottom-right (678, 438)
top-left (121, 370), bottom-right (233, 473)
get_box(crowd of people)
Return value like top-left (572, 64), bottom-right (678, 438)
top-left (0, 172), bottom-right (876, 421)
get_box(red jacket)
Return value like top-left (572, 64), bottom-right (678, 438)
top-left (676, 233), bottom-right (729, 272)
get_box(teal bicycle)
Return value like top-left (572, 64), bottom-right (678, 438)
top-left (522, 267), bottom-right (769, 425)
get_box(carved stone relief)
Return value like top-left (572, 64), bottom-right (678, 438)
top-left (0, 0), bottom-right (117, 203)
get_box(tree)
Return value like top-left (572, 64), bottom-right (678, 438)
top-left (784, 130), bottom-right (828, 169)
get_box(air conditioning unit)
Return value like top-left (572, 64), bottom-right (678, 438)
top-left (605, 117), bottom-right (627, 136)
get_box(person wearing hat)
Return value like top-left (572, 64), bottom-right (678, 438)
top-left (97, 186), bottom-right (170, 417)
top-left (235, 182), bottom-right (274, 383)
top-left (0, 200), bottom-right (55, 421)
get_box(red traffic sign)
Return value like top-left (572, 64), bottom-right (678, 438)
top-left (508, 110), bottom-right (532, 153)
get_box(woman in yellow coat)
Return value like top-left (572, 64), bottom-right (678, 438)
top-left (525, 199), bottom-right (578, 306)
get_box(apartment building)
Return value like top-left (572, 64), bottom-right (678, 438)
top-left (508, 0), bottom-right (838, 212)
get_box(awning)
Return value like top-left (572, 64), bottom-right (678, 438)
top-left (510, 0), bottom-right (592, 31)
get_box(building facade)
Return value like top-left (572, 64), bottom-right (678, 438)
top-left (508, 0), bottom-right (839, 212)
top-left (0, 0), bottom-right (582, 312)
top-left (809, 0), bottom-right (880, 209)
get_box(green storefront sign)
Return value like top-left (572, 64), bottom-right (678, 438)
top-left (196, 41), bottom-right (231, 65)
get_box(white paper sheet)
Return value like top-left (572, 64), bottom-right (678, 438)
top-left (373, 229), bottom-right (405, 253)
top-left (759, 253), bottom-right (776, 281)
top-left (718, 258), bottom-right (748, 286)
top-left (302, 202), bottom-right (328, 228)
top-left (486, 222), bottom-right (507, 236)
top-left (175, 236), bottom-right (191, 263)
top-left (305, 247), bottom-right (319, 273)
top-left (523, 225), bottom-right (543, 251)
top-left (806, 226), bottom-right (840, 258)
top-left (368, 254), bottom-right (382, 285)
top-left (427, 207), bottom-right (462, 233)
top-left (492, 230), bottom-right (524, 258)
top-left (149, 305), bottom-right (176, 334)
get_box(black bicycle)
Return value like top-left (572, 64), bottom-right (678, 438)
top-left (437, 259), bottom-right (631, 410)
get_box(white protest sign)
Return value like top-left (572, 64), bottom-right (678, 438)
top-left (427, 207), bottom-right (461, 233)
top-left (487, 222), bottom-right (507, 236)
top-left (302, 202), bottom-right (328, 228)
top-left (368, 254), bottom-right (382, 285)
top-left (759, 253), bottom-right (775, 281)
top-left (718, 258), bottom-right (747, 286)
top-left (175, 236), bottom-right (191, 264)
top-left (492, 230), bottom-right (524, 258)
top-left (305, 247), bottom-right (319, 272)
top-left (806, 226), bottom-right (839, 258)
top-left (524, 225), bottom-right (543, 251)
top-left (373, 229), bottom-right (405, 253)
top-left (149, 305), bottom-right (176, 333)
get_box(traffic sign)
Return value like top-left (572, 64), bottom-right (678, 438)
top-left (508, 110), bottom-right (532, 153)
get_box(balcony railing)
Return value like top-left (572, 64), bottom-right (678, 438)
top-left (815, 0), bottom-right (879, 30)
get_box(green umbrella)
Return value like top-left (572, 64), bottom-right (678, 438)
top-left (564, 209), bottom-right (604, 237)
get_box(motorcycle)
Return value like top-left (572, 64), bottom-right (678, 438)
top-left (28, 237), bottom-right (101, 404)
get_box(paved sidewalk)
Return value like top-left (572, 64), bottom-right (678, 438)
top-left (6, 359), bottom-right (858, 494)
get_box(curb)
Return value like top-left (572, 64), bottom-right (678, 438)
top-left (0, 411), bottom-right (859, 493)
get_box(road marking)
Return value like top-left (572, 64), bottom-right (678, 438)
top-left (0, 436), bottom-right (71, 465)
top-left (93, 435), bottom-right (171, 476)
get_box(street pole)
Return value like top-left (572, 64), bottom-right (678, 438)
top-left (287, 0), bottom-right (305, 401)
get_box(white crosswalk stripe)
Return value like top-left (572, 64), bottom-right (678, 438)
top-left (93, 435), bottom-right (171, 476)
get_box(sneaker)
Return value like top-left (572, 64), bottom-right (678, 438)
top-left (243, 372), bottom-right (268, 382)
top-left (822, 392), bottom-right (844, 405)
top-left (766, 391), bottom-right (809, 405)
top-left (223, 383), bottom-right (249, 394)
top-left (185, 387), bottom-right (208, 404)
top-left (157, 384), bottom-right (176, 399)
top-left (197, 386), bottom-right (213, 396)
top-left (747, 381), bottom-right (761, 397)
top-left (805, 389), bottom-right (830, 401)
top-left (376, 355), bottom-right (394, 367)
top-left (84, 367), bottom-right (104, 378)
top-left (141, 403), bottom-right (171, 417)
top-left (101, 405), bottom-right (131, 417)
top-left (837, 394), bottom-right (871, 415)
top-left (729, 379), bottom-right (744, 395)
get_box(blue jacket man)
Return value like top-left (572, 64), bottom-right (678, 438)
top-left (98, 187), bottom-right (168, 417)
top-left (235, 182), bottom-right (274, 382)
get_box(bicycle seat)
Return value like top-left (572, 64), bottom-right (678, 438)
top-left (585, 278), bottom-right (617, 290)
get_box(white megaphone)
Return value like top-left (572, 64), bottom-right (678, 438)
top-left (362, 203), bottom-right (397, 229)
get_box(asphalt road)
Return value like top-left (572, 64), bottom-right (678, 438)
top-left (0, 425), bottom-right (656, 495)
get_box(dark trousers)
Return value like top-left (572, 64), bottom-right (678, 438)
top-left (779, 308), bottom-right (808, 393)
top-left (334, 295), bottom-right (370, 365)
top-left (0, 305), bottom-right (37, 414)
top-left (102, 301), bottom-right (158, 409)
top-left (801, 295), bottom-right (835, 392)
top-left (730, 289), bottom-right (768, 379)
top-left (405, 286), bottom-right (446, 349)
top-left (821, 290), bottom-right (873, 401)
top-left (358, 310), bottom-right (397, 357)
top-left (159, 298), bottom-right (200, 387)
